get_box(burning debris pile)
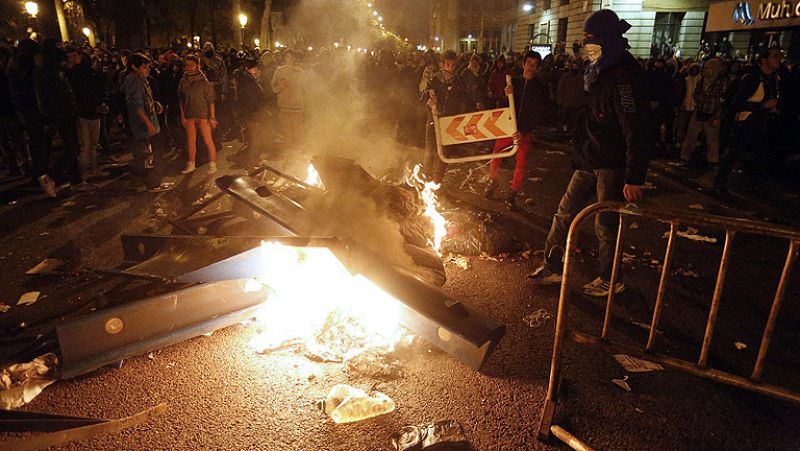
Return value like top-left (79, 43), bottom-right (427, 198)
top-left (303, 156), bottom-right (447, 286)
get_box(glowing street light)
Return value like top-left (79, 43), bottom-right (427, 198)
top-left (372, 10), bottom-right (378, 16)
top-left (24, 1), bottom-right (38, 17)
top-left (434, 36), bottom-right (440, 42)
top-left (307, 46), bottom-right (313, 51)
top-left (254, 38), bottom-right (260, 47)
top-left (238, 13), bottom-right (248, 47)
top-left (82, 27), bottom-right (91, 37)
top-left (378, 16), bottom-right (383, 22)
top-left (367, 2), bottom-right (372, 8)
top-left (274, 41), bottom-right (282, 48)
top-left (522, 3), bottom-right (534, 12)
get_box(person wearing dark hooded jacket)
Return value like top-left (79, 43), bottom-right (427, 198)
top-left (34, 40), bottom-right (86, 192)
top-left (7, 39), bottom-right (55, 196)
top-left (528, 9), bottom-right (649, 298)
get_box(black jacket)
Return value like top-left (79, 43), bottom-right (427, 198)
top-left (67, 61), bottom-right (107, 120)
top-left (572, 52), bottom-right (649, 185)
top-left (498, 75), bottom-right (547, 133)
top-left (427, 72), bottom-right (476, 117)
top-left (235, 71), bottom-right (267, 121)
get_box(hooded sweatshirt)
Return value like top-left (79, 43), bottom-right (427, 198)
top-left (178, 70), bottom-right (216, 119)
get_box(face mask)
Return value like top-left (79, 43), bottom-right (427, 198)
top-left (584, 44), bottom-right (602, 64)
top-left (204, 50), bottom-right (214, 59)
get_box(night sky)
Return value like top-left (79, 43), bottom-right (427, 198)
top-left (376, 0), bottom-right (429, 43)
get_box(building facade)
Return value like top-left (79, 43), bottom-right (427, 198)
top-left (514, 0), bottom-right (708, 58)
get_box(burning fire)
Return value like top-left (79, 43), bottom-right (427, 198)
top-left (304, 164), bottom-right (325, 189)
top-left (409, 164), bottom-right (448, 256)
top-left (247, 242), bottom-right (405, 358)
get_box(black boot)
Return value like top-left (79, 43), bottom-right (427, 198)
top-left (505, 190), bottom-right (517, 210)
top-left (484, 178), bottom-right (498, 198)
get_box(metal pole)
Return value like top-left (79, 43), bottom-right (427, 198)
top-left (751, 239), bottom-right (799, 380)
top-left (647, 221), bottom-right (677, 351)
top-left (698, 228), bottom-right (734, 367)
top-left (601, 214), bottom-right (625, 340)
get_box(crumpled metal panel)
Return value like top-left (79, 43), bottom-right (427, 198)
top-left (56, 279), bottom-right (264, 379)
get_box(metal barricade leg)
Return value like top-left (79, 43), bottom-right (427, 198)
top-left (698, 229), bottom-right (735, 367)
top-left (647, 222), bottom-right (678, 351)
top-left (751, 239), bottom-right (799, 380)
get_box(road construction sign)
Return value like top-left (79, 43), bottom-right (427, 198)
top-left (438, 108), bottom-right (516, 146)
top-left (431, 74), bottom-right (518, 164)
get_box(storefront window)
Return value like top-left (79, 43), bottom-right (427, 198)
top-left (653, 12), bottom-right (686, 57)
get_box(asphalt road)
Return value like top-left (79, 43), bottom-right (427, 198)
top-left (2, 137), bottom-right (800, 450)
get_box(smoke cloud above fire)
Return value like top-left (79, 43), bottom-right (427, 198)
top-left (253, 0), bottom-right (443, 281)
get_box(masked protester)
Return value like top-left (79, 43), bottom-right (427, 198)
top-left (425, 50), bottom-right (477, 183)
top-left (528, 9), bottom-right (649, 298)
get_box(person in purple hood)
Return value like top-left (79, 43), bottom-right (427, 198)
top-left (528, 9), bottom-right (650, 297)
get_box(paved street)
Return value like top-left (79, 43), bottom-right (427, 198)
top-left (1, 136), bottom-right (800, 450)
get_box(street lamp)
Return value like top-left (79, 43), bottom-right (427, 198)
top-left (254, 38), bottom-right (260, 48)
top-left (238, 13), bottom-right (248, 48)
top-left (82, 27), bottom-right (90, 37)
top-left (522, 3), bottom-right (534, 12)
top-left (24, 1), bottom-right (38, 17)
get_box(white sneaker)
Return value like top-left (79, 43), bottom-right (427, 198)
top-left (181, 162), bottom-right (196, 174)
top-left (206, 162), bottom-right (217, 175)
top-left (581, 277), bottom-right (625, 297)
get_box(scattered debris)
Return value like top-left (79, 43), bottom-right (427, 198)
top-left (8, 200), bottom-right (18, 206)
top-left (448, 255), bottom-right (470, 270)
top-left (61, 200), bottom-right (76, 207)
top-left (526, 177), bottom-right (543, 182)
top-left (0, 353), bottom-right (58, 409)
top-left (663, 227), bottom-right (718, 244)
top-left (17, 291), bottom-right (42, 306)
top-left (545, 150), bottom-right (566, 156)
top-left (391, 419), bottom-right (469, 451)
top-left (673, 267), bottom-right (700, 278)
top-left (629, 222), bottom-right (640, 230)
top-left (318, 384), bottom-right (395, 424)
top-left (0, 303), bottom-right (10, 313)
top-left (523, 309), bottom-right (553, 328)
top-left (524, 197), bottom-right (535, 206)
top-left (689, 204), bottom-right (704, 210)
top-left (613, 354), bottom-right (664, 373)
top-left (85, 204), bottom-right (97, 210)
top-left (734, 342), bottom-right (748, 351)
top-left (38, 231), bottom-right (50, 236)
top-left (26, 258), bottom-right (67, 275)
top-left (344, 347), bottom-right (404, 380)
top-left (612, 376), bottom-right (632, 392)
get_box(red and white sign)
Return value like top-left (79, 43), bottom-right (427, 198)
top-left (438, 108), bottom-right (516, 146)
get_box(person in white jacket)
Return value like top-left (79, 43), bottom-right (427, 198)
top-left (271, 49), bottom-right (304, 148)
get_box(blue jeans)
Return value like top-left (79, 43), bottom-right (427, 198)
top-left (543, 168), bottom-right (625, 280)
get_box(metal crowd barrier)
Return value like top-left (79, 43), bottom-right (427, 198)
top-left (538, 201), bottom-right (800, 447)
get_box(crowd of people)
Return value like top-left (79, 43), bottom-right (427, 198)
top-left (1, 9), bottom-right (799, 297)
top-left (1, 22), bottom-right (798, 200)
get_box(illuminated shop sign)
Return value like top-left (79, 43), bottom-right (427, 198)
top-left (707, 0), bottom-right (800, 31)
